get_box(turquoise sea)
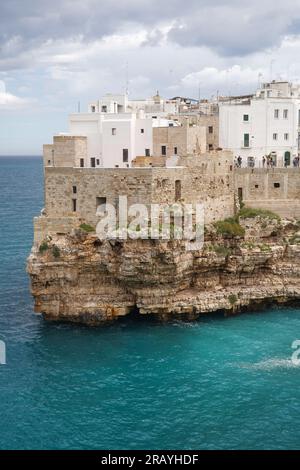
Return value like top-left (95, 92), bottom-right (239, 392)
top-left (0, 156), bottom-right (300, 450)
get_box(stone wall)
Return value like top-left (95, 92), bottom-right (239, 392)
top-left (43, 135), bottom-right (87, 168)
top-left (152, 124), bottom-right (206, 158)
top-left (235, 168), bottom-right (300, 218)
top-left (38, 153), bottom-right (234, 241)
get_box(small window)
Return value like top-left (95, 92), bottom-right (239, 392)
top-left (48, 160), bottom-right (51, 165)
top-left (80, 158), bottom-right (84, 168)
top-left (161, 145), bottom-right (166, 156)
top-left (145, 149), bottom-right (150, 157)
top-left (91, 106), bottom-right (96, 113)
top-left (208, 126), bottom-right (213, 133)
top-left (141, 129), bottom-right (144, 134)
top-left (255, 184), bottom-right (259, 189)
top-left (274, 109), bottom-right (279, 118)
top-left (96, 197), bottom-right (106, 208)
top-left (208, 144), bottom-right (213, 151)
top-left (72, 186), bottom-right (77, 194)
top-left (284, 133), bottom-right (289, 141)
top-left (273, 133), bottom-right (278, 140)
top-left (101, 105), bottom-right (107, 112)
top-left (174, 147), bottom-right (178, 155)
top-left (283, 109), bottom-right (288, 119)
top-left (72, 199), bottom-right (77, 212)
top-left (243, 133), bottom-right (250, 148)
top-left (274, 182), bottom-right (280, 188)
top-left (112, 128), bottom-right (116, 135)
top-left (96, 159), bottom-right (99, 165)
top-left (90, 157), bottom-right (96, 168)
top-left (123, 149), bottom-right (128, 162)
top-left (243, 115), bottom-right (249, 122)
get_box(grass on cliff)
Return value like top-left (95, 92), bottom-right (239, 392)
top-left (79, 223), bottom-right (95, 233)
top-left (238, 207), bottom-right (280, 221)
top-left (39, 241), bottom-right (49, 254)
top-left (214, 216), bottom-right (245, 238)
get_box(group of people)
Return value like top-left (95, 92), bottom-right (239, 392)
top-left (234, 154), bottom-right (300, 168)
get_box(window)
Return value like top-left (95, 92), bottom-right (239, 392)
top-left (274, 182), bottom-right (280, 188)
top-left (91, 106), bottom-right (96, 113)
top-left (80, 158), bottom-right (84, 168)
top-left (255, 185), bottom-right (259, 189)
top-left (72, 199), bottom-right (77, 212)
top-left (101, 105), bottom-right (107, 112)
top-left (243, 115), bottom-right (249, 122)
top-left (243, 133), bottom-right (250, 147)
top-left (161, 145), bottom-right (166, 156)
top-left (123, 149), bottom-right (128, 162)
top-left (48, 160), bottom-right (51, 165)
top-left (274, 109), bottom-right (279, 119)
top-left (72, 186), bottom-right (77, 194)
top-left (145, 149), bottom-right (150, 157)
top-left (208, 144), bottom-right (213, 151)
top-left (112, 128), bottom-right (116, 135)
top-left (96, 159), bottom-right (100, 165)
top-left (283, 109), bottom-right (288, 119)
top-left (174, 147), bottom-right (178, 155)
top-left (141, 129), bottom-right (144, 134)
top-left (175, 180), bottom-right (181, 201)
top-left (273, 133), bottom-right (278, 140)
top-left (96, 197), bottom-right (107, 214)
top-left (284, 133), bottom-right (289, 141)
top-left (90, 157), bottom-right (96, 168)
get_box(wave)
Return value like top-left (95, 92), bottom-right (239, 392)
top-left (236, 358), bottom-right (300, 370)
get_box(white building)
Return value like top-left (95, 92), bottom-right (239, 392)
top-left (219, 81), bottom-right (300, 167)
top-left (69, 92), bottom-right (180, 168)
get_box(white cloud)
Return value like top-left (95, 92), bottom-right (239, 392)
top-left (0, 80), bottom-right (29, 109)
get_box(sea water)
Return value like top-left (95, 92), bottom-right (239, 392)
top-left (0, 156), bottom-right (300, 450)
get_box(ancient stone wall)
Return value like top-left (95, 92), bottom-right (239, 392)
top-left (43, 135), bottom-right (87, 168)
top-left (235, 168), bottom-right (300, 218)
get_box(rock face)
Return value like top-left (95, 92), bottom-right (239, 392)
top-left (27, 218), bottom-right (300, 325)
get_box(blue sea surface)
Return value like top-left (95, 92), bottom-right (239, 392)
top-left (0, 156), bottom-right (300, 450)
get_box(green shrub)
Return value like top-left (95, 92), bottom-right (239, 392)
top-left (39, 241), bottom-right (49, 253)
top-left (214, 217), bottom-right (245, 237)
top-left (239, 207), bottom-right (280, 221)
top-left (259, 243), bottom-right (272, 252)
top-left (228, 294), bottom-right (238, 305)
top-left (79, 223), bottom-right (95, 233)
top-left (289, 235), bottom-right (300, 245)
top-left (212, 244), bottom-right (232, 256)
top-left (52, 245), bottom-right (60, 258)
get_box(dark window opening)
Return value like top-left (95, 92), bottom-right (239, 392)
top-left (243, 114), bottom-right (249, 122)
top-left (96, 197), bottom-right (107, 214)
top-left (274, 182), bottom-right (280, 188)
top-left (174, 147), bottom-right (178, 155)
top-left (80, 158), bottom-right (84, 168)
top-left (72, 186), bottom-right (77, 194)
top-left (90, 157), bottom-right (96, 168)
top-left (48, 160), bottom-right (51, 165)
top-left (141, 129), bottom-right (144, 134)
top-left (255, 184), bottom-right (259, 189)
top-left (123, 149), bottom-right (128, 162)
top-left (175, 180), bottom-right (181, 201)
top-left (238, 187), bottom-right (243, 204)
top-left (145, 149), bottom-right (150, 157)
top-left (209, 144), bottom-right (213, 151)
top-left (161, 145), bottom-right (166, 156)
top-left (208, 126), bottom-right (213, 133)
top-left (112, 128), bottom-right (116, 135)
top-left (72, 199), bottom-right (77, 212)
top-left (96, 159), bottom-right (100, 165)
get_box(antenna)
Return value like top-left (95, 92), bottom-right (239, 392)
top-left (125, 61), bottom-right (129, 95)
top-left (78, 101), bottom-right (81, 113)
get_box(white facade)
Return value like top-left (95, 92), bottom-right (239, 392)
top-left (219, 81), bottom-right (300, 167)
top-left (69, 92), bottom-right (180, 168)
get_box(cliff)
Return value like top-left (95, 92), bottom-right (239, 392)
top-left (27, 216), bottom-right (300, 325)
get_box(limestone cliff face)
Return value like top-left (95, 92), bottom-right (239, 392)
top-left (27, 218), bottom-right (300, 325)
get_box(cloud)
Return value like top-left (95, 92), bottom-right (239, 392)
top-left (0, 80), bottom-right (29, 109)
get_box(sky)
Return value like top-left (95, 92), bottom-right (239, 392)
top-left (1, 0), bottom-right (300, 155)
